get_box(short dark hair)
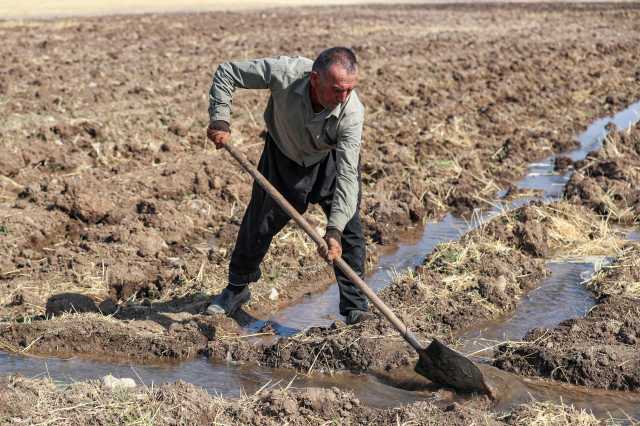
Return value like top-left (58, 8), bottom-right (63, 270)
top-left (312, 47), bottom-right (358, 75)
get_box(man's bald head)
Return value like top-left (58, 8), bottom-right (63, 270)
top-left (312, 47), bottom-right (358, 76)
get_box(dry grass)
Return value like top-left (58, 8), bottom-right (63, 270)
top-left (2, 374), bottom-right (621, 425)
top-left (475, 201), bottom-right (626, 259)
top-left (507, 401), bottom-right (600, 426)
top-left (587, 243), bottom-right (640, 298)
top-left (533, 203), bottom-right (625, 258)
top-left (425, 238), bottom-right (513, 292)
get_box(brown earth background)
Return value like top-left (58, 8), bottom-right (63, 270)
top-left (1, 1), bottom-right (640, 424)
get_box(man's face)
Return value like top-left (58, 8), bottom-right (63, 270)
top-left (310, 64), bottom-right (358, 110)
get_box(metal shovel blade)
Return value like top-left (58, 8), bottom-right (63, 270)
top-left (415, 338), bottom-right (491, 395)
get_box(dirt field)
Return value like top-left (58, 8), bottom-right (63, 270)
top-left (1, 1), bottom-right (640, 423)
top-left (1, 1), bottom-right (639, 326)
top-left (3, 0), bottom-right (638, 19)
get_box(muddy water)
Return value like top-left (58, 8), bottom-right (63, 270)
top-left (0, 352), bottom-right (436, 409)
top-left (1, 102), bottom-right (640, 416)
top-left (458, 261), bottom-right (601, 360)
top-left (483, 364), bottom-right (640, 420)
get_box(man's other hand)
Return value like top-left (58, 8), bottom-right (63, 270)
top-left (207, 121), bottom-right (231, 149)
top-left (318, 229), bottom-right (342, 262)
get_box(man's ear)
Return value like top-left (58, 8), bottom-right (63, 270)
top-left (310, 70), bottom-right (319, 88)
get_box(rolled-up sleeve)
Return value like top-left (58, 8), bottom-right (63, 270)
top-left (208, 58), bottom-right (279, 124)
top-left (328, 107), bottom-right (364, 232)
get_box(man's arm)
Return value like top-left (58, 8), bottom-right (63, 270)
top-left (327, 107), bottom-right (365, 236)
top-left (208, 58), bottom-right (279, 126)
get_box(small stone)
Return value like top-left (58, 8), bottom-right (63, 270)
top-left (494, 275), bottom-right (507, 293)
top-left (103, 374), bottom-right (136, 390)
top-left (269, 287), bottom-right (279, 301)
top-left (212, 176), bottom-right (223, 190)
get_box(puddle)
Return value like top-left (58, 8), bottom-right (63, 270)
top-left (1, 102), bottom-right (639, 417)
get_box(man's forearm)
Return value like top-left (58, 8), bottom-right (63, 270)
top-left (328, 139), bottom-right (360, 232)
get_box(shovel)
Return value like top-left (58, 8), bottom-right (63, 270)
top-left (222, 142), bottom-right (493, 396)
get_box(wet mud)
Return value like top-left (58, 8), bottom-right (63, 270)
top-left (565, 121), bottom-right (640, 223)
top-left (494, 243), bottom-right (640, 391)
top-left (0, 314), bottom-right (209, 361)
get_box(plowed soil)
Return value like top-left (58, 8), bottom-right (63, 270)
top-left (565, 121), bottom-right (640, 223)
top-left (1, 1), bottom-right (640, 374)
top-left (2, 2), bottom-right (640, 329)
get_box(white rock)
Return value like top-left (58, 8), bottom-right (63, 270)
top-left (269, 287), bottom-right (279, 301)
top-left (103, 374), bottom-right (136, 390)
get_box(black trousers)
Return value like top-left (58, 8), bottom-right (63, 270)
top-left (228, 135), bottom-right (368, 316)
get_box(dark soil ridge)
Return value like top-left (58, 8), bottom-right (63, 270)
top-left (0, 314), bottom-right (212, 361)
top-left (493, 243), bottom-right (640, 392)
top-left (564, 121), bottom-right (640, 224)
top-left (1, 3), bottom-right (640, 324)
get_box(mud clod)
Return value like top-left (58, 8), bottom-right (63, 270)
top-left (45, 293), bottom-right (99, 317)
top-left (565, 122), bottom-right (640, 223)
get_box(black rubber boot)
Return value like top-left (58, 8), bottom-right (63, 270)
top-left (346, 309), bottom-right (374, 325)
top-left (206, 286), bottom-right (251, 316)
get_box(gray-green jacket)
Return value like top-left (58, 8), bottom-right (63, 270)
top-left (208, 56), bottom-right (364, 233)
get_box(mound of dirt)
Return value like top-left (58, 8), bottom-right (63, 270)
top-left (564, 122), bottom-right (640, 223)
top-left (0, 373), bottom-right (606, 425)
top-left (45, 293), bottom-right (100, 317)
top-left (493, 296), bottom-right (640, 391)
top-left (478, 201), bottom-right (623, 258)
top-left (0, 374), bottom-right (495, 425)
top-left (494, 244), bottom-right (640, 391)
top-left (0, 313), bottom-right (212, 360)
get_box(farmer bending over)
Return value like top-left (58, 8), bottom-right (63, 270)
top-left (206, 47), bottom-right (372, 325)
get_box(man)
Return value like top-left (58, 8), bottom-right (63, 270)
top-left (206, 47), bottom-right (372, 325)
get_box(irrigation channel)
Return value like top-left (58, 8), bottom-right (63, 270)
top-left (1, 101), bottom-right (640, 419)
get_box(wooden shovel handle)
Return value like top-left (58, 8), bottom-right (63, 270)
top-left (223, 142), bottom-right (424, 352)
